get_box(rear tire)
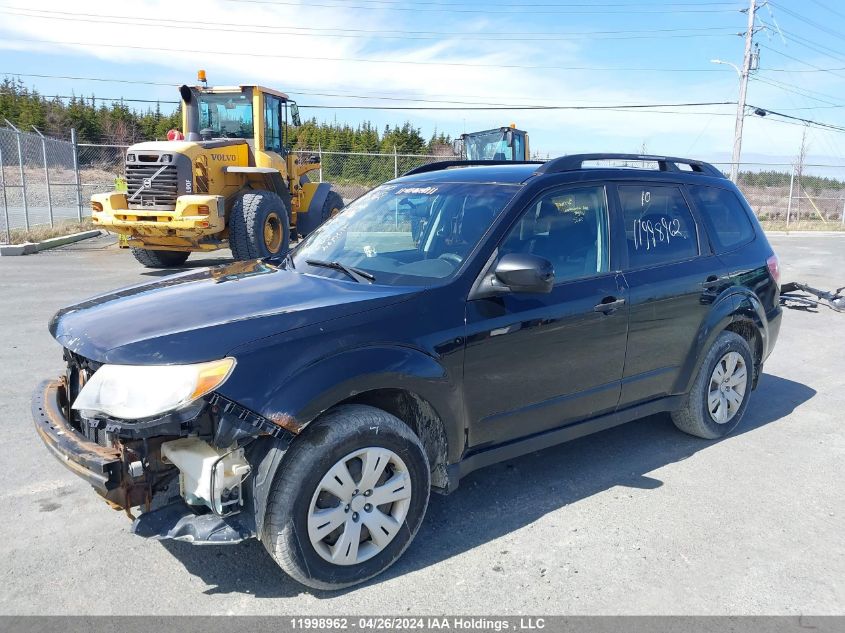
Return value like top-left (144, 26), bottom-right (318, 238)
top-left (671, 331), bottom-right (754, 439)
top-left (261, 405), bottom-right (430, 590)
top-left (321, 190), bottom-right (344, 224)
top-left (229, 190), bottom-right (290, 260)
top-left (130, 248), bottom-right (190, 268)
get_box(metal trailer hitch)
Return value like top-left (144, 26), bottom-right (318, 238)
top-left (780, 281), bottom-right (845, 313)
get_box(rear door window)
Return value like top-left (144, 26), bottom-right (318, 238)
top-left (618, 184), bottom-right (699, 268)
top-left (686, 185), bottom-right (755, 252)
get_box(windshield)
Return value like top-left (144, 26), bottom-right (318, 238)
top-left (464, 130), bottom-right (510, 160)
top-left (198, 92), bottom-right (254, 139)
top-left (292, 182), bottom-right (520, 286)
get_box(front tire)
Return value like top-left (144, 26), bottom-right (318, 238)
top-left (671, 331), bottom-right (754, 439)
top-left (261, 405), bottom-right (430, 590)
top-left (130, 248), bottom-right (190, 268)
top-left (321, 190), bottom-right (344, 224)
top-left (229, 190), bottom-right (290, 260)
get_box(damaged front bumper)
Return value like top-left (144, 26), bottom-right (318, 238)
top-left (32, 379), bottom-right (124, 500)
top-left (31, 377), bottom-right (293, 544)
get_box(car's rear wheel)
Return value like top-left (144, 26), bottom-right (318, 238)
top-left (261, 405), bottom-right (430, 590)
top-left (130, 247), bottom-right (190, 268)
top-left (671, 330), bottom-right (754, 439)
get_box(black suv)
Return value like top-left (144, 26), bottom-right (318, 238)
top-left (33, 154), bottom-right (781, 589)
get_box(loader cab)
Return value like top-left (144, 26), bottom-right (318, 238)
top-left (183, 84), bottom-right (300, 154)
top-left (458, 126), bottom-right (529, 161)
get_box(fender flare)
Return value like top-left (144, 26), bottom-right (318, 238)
top-left (675, 289), bottom-right (767, 394)
top-left (296, 182), bottom-right (332, 236)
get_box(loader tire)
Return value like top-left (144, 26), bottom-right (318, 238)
top-left (130, 248), bottom-right (190, 268)
top-left (229, 190), bottom-right (290, 260)
top-left (321, 190), bottom-right (344, 224)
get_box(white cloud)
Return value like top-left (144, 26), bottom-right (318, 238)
top-left (1, 0), bottom-right (842, 162)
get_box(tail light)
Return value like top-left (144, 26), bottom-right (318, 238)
top-left (767, 254), bottom-right (780, 285)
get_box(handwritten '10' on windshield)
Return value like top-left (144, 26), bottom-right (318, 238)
top-left (632, 190), bottom-right (685, 252)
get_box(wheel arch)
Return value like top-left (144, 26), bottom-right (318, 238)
top-left (336, 388), bottom-right (451, 492)
top-left (676, 289), bottom-right (768, 394)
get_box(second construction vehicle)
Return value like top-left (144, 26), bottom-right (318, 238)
top-left (456, 125), bottom-right (529, 161)
top-left (91, 72), bottom-right (343, 268)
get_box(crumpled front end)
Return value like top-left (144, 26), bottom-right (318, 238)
top-left (32, 349), bottom-right (294, 543)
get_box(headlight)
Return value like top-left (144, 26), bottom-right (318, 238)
top-left (72, 358), bottom-right (236, 420)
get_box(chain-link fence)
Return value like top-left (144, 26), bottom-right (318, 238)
top-left (713, 162), bottom-right (845, 230)
top-left (0, 124), bottom-right (84, 241)
top-left (2, 127), bottom-right (844, 242)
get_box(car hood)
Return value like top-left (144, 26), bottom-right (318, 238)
top-left (50, 260), bottom-right (420, 364)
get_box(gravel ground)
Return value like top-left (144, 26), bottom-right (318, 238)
top-left (0, 233), bottom-right (842, 615)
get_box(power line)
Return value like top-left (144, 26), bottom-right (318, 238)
top-left (0, 91), bottom-right (735, 112)
top-left (0, 7), bottom-right (744, 42)
top-left (768, 1), bottom-right (841, 40)
top-left (0, 38), bottom-right (740, 72)
top-left (758, 22), bottom-right (845, 65)
top-left (0, 4), bottom-right (743, 37)
top-left (225, 0), bottom-right (742, 14)
top-left (759, 45), bottom-right (845, 81)
top-left (747, 104), bottom-right (845, 133)
top-left (806, 0), bottom-right (845, 20)
top-left (751, 76), bottom-right (845, 108)
top-left (0, 71), bottom-right (743, 108)
top-left (234, 0), bottom-right (740, 6)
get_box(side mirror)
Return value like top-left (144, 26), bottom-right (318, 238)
top-left (452, 139), bottom-right (463, 157)
top-left (493, 253), bottom-right (554, 294)
top-left (290, 102), bottom-right (301, 127)
top-left (505, 129), bottom-right (514, 147)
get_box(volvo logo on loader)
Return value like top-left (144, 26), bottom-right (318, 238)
top-left (211, 154), bottom-right (237, 161)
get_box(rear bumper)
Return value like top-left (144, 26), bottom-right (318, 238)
top-left (31, 379), bottom-right (124, 496)
top-left (764, 304), bottom-right (782, 361)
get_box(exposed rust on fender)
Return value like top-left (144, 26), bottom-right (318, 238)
top-left (267, 411), bottom-right (304, 434)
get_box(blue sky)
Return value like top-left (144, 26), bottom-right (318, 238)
top-left (1, 0), bottom-right (843, 166)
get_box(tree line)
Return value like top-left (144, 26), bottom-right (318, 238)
top-left (0, 77), bottom-right (453, 154)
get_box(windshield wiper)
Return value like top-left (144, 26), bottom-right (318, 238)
top-left (305, 259), bottom-right (375, 283)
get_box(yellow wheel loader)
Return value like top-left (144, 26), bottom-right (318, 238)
top-left (91, 72), bottom-right (343, 268)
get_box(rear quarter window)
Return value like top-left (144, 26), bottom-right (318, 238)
top-left (687, 185), bottom-right (755, 253)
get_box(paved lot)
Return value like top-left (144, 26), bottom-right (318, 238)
top-left (0, 233), bottom-right (843, 615)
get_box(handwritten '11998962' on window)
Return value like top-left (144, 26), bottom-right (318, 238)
top-left (632, 189), bottom-right (686, 251)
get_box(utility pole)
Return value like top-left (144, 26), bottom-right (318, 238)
top-left (730, 0), bottom-right (758, 184)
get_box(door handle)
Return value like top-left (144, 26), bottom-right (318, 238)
top-left (701, 275), bottom-right (730, 288)
top-left (593, 297), bottom-right (626, 313)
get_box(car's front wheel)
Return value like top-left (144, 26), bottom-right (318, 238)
top-left (261, 405), bottom-right (430, 590)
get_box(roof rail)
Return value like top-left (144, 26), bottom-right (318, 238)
top-left (401, 159), bottom-right (544, 177)
top-left (536, 153), bottom-right (725, 178)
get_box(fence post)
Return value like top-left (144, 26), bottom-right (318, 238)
top-left (786, 164), bottom-right (795, 229)
top-left (32, 126), bottom-right (54, 227)
top-left (71, 128), bottom-right (83, 221)
top-left (4, 119), bottom-right (29, 231)
top-left (0, 143), bottom-right (10, 243)
top-left (393, 145), bottom-right (398, 179)
top-left (318, 144), bottom-right (323, 183)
